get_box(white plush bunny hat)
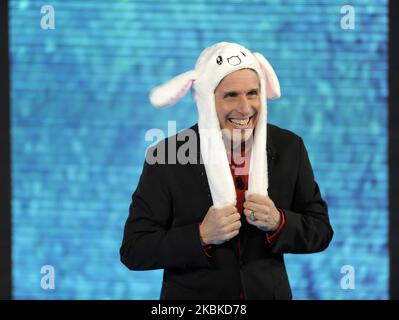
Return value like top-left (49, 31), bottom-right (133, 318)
top-left (149, 42), bottom-right (280, 208)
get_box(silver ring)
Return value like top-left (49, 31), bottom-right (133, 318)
top-left (250, 211), bottom-right (257, 221)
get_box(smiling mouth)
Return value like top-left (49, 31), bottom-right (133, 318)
top-left (227, 114), bottom-right (255, 127)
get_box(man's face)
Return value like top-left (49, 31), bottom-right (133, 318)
top-left (214, 68), bottom-right (261, 143)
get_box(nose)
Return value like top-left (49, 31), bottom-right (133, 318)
top-left (236, 96), bottom-right (252, 115)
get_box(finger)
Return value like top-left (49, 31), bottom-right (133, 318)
top-left (230, 220), bottom-right (242, 232)
top-left (222, 205), bottom-right (238, 216)
top-left (225, 212), bottom-right (241, 224)
top-left (251, 218), bottom-right (267, 228)
top-left (245, 215), bottom-right (257, 226)
top-left (244, 208), bottom-right (271, 224)
top-left (243, 208), bottom-right (253, 217)
top-left (224, 229), bottom-right (239, 241)
top-left (245, 207), bottom-right (269, 219)
top-left (245, 215), bottom-right (271, 229)
top-left (223, 220), bottom-right (241, 235)
top-left (243, 208), bottom-right (252, 217)
top-left (250, 214), bottom-right (274, 228)
top-left (245, 193), bottom-right (267, 203)
top-left (243, 201), bottom-right (268, 214)
top-left (244, 209), bottom-right (269, 223)
top-left (246, 193), bottom-right (269, 204)
top-left (243, 208), bottom-right (268, 221)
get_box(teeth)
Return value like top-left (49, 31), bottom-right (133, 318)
top-left (229, 118), bottom-right (250, 126)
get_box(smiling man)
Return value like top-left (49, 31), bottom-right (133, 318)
top-left (120, 42), bottom-right (334, 299)
top-left (214, 68), bottom-right (260, 143)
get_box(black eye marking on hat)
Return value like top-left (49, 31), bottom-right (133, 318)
top-left (241, 51), bottom-right (246, 57)
top-left (227, 56), bottom-right (242, 66)
top-left (216, 56), bottom-right (223, 65)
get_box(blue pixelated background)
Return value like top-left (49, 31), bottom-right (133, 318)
top-left (10, 0), bottom-right (388, 299)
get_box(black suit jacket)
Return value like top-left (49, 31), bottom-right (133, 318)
top-left (120, 123), bottom-right (333, 299)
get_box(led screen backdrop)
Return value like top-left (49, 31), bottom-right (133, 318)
top-left (10, 0), bottom-right (388, 299)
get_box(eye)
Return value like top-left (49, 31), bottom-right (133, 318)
top-left (241, 51), bottom-right (246, 57)
top-left (247, 90), bottom-right (259, 97)
top-left (224, 92), bottom-right (238, 98)
top-left (216, 56), bottom-right (223, 65)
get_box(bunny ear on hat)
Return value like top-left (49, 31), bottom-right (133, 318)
top-left (253, 52), bottom-right (281, 100)
top-left (149, 70), bottom-right (198, 108)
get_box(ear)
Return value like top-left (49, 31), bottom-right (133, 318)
top-left (253, 52), bottom-right (281, 100)
top-left (149, 70), bottom-right (198, 108)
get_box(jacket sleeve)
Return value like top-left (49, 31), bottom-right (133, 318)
top-left (120, 157), bottom-right (211, 270)
top-left (270, 137), bottom-right (334, 253)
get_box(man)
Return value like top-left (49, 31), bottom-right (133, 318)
top-left (120, 42), bottom-right (333, 299)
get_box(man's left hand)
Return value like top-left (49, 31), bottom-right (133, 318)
top-left (243, 193), bottom-right (281, 232)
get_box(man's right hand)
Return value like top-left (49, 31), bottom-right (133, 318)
top-left (199, 205), bottom-right (241, 245)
